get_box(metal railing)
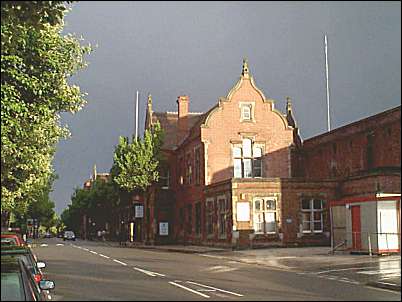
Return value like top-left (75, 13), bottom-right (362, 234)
top-left (331, 231), bottom-right (400, 256)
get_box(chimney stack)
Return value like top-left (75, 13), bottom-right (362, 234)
top-left (177, 95), bottom-right (189, 132)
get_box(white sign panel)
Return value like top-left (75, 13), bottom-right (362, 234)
top-left (135, 205), bottom-right (144, 218)
top-left (377, 200), bottom-right (399, 251)
top-left (237, 202), bottom-right (250, 222)
top-left (159, 222), bottom-right (169, 236)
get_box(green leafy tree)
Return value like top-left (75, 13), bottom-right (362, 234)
top-left (111, 122), bottom-right (164, 192)
top-left (61, 178), bottom-right (120, 235)
top-left (1, 1), bottom-right (91, 215)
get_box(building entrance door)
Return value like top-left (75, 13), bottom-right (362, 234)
top-left (351, 205), bottom-right (362, 250)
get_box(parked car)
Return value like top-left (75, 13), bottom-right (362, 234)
top-left (1, 256), bottom-right (55, 301)
top-left (43, 232), bottom-right (52, 239)
top-left (1, 245), bottom-right (46, 284)
top-left (1, 231), bottom-right (26, 246)
top-left (63, 231), bottom-right (76, 241)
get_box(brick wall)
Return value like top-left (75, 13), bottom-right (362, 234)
top-left (301, 106), bottom-right (401, 180)
top-left (201, 77), bottom-right (295, 184)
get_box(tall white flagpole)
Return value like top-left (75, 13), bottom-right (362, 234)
top-left (325, 34), bottom-right (331, 132)
top-left (135, 90), bottom-right (139, 141)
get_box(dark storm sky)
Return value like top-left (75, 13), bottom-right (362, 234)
top-left (52, 1), bottom-right (401, 214)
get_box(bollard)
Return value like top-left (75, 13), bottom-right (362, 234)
top-left (368, 233), bottom-right (372, 257)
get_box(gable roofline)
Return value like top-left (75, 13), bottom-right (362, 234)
top-left (201, 72), bottom-right (290, 129)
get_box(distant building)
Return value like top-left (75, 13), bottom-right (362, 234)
top-left (141, 60), bottom-right (400, 251)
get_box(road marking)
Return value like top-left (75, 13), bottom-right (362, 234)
top-left (313, 266), bottom-right (380, 275)
top-left (203, 265), bottom-right (238, 273)
top-left (113, 259), bottom-right (127, 266)
top-left (186, 281), bottom-right (244, 297)
top-left (99, 254), bottom-right (110, 259)
top-left (89, 251), bottom-right (98, 255)
top-left (358, 269), bottom-right (400, 275)
top-left (133, 267), bottom-right (165, 277)
top-left (83, 248), bottom-right (89, 251)
top-left (40, 244), bottom-right (48, 247)
top-left (169, 281), bottom-right (210, 298)
top-left (56, 244), bottom-right (64, 246)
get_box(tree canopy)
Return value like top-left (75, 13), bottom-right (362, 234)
top-left (61, 178), bottom-right (119, 233)
top-left (111, 122), bottom-right (164, 192)
top-left (1, 1), bottom-right (91, 214)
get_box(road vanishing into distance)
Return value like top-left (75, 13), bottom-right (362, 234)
top-left (33, 238), bottom-right (400, 301)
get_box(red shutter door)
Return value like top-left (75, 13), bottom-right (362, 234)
top-left (351, 205), bottom-right (362, 250)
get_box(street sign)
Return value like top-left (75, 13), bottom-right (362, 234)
top-left (135, 205), bottom-right (144, 218)
top-left (159, 222), bottom-right (168, 236)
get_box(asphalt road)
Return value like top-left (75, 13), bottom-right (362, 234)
top-left (32, 238), bottom-right (400, 301)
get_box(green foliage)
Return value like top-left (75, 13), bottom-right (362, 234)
top-left (61, 178), bottom-right (119, 233)
top-left (111, 122), bottom-right (164, 192)
top-left (1, 1), bottom-right (73, 29)
top-left (1, 1), bottom-right (91, 214)
top-left (12, 173), bottom-right (58, 231)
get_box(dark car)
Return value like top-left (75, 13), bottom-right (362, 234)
top-left (1, 245), bottom-right (46, 284)
top-left (43, 232), bottom-right (52, 239)
top-left (1, 256), bottom-right (55, 301)
top-left (63, 231), bottom-right (76, 241)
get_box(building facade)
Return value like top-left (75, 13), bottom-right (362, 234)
top-left (144, 60), bottom-right (401, 250)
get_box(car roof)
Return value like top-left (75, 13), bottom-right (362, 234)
top-left (1, 246), bottom-right (31, 254)
top-left (1, 233), bottom-right (20, 237)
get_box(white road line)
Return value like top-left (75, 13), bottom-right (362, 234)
top-left (186, 281), bottom-right (243, 297)
top-left (133, 267), bottom-right (165, 277)
top-left (358, 269), bottom-right (400, 275)
top-left (40, 244), bottom-right (48, 247)
top-left (56, 244), bottom-right (64, 246)
top-left (113, 259), bottom-right (127, 266)
top-left (89, 251), bottom-right (98, 255)
top-left (314, 266), bottom-right (380, 275)
top-left (204, 266), bottom-right (238, 273)
top-left (376, 281), bottom-right (400, 286)
top-left (99, 254), bottom-right (110, 259)
top-left (169, 281), bottom-right (210, 298)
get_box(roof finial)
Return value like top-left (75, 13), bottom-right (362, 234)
top-left (148, 94), bottom-right (152, 105)
top-left (286, 96), bottom-right (292, 112)
top-left (242, 58), bottom-right (250, 79)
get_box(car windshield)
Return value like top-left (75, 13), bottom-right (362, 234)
top-left (1, 238), bottom-right (17, 246)
top-left (65, 231), bottom-right (74, 236)
top-left (2, 253), bottom-right (37, 276)
top-left (1, 272), bottom-right (24, 301)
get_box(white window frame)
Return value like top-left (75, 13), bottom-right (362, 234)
top-left (253, 198), bottom-right (277, 234)
top-left (301, 198), bottom-right (324, 233)
top-left (239, 102), bottom-right (255, 122)
top-left (232, 140), bottom-right (263, 178)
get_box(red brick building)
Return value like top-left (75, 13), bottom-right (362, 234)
top-left (144, 60), bottom-right (401, 249)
